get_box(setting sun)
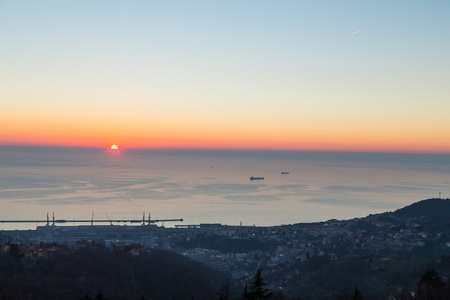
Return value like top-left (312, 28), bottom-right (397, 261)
top-left (110, 145), bottom-right (119, 150)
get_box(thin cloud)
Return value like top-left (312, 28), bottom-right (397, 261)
top-left (303, 196), bottom-right (391, 209)
top-left (352, 30), bottom-right (362, 35)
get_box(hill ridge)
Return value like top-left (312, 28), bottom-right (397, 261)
top-left (390, 198), bottom-right (450, 218)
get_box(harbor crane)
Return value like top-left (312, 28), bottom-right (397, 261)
top-left (0, 212), bottom-right (183, 226)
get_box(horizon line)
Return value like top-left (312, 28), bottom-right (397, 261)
top-left (1, 143), bottom-right (450, 155)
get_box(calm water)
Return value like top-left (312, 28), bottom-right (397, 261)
top-left (1, 146), bottom-right (449, 230)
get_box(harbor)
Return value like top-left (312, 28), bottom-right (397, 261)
top-left (0, 213), bottom-right (184, 246)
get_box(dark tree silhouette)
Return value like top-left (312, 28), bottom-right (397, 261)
top-left (418, 269), bottom-right (445, 289)
top-left (417, 269), bottom-right (446, 300)
top-left (94, 290), bottom-right (107, 300)
top-left (242, 283), bottom-right (250, 300)
top-left (353, 285), bottom-right (364, 300)
top-left (245, 269), bottom-right (272, 300)
top-left (8, 243), bottom-right (20, 261)
top-left (218, 278), bottom-right (231, 300)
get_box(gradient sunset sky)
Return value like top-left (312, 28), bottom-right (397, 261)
top-left (1, 1), bottom-right (449, 152)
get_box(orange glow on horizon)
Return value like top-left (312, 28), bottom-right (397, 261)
top-left (2, 135), bottom-right (450, 154)
top-left (1, 114), bottom-right (450, 154)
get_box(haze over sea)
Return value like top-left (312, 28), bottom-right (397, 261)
top-left (1, 145), bottom-right (449, 230)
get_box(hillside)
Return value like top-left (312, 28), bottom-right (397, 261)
top-left (392, 198), bottom-right (450, 218)
top-left (0, 245), bottom-right (226, 300)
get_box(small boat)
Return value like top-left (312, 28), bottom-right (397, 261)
top-left (281, 172), bottom-right (289, 175)
top-left (250, 176), bottom-right (264, 180)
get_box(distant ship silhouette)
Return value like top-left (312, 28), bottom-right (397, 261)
top-left (250, 176), bottom-right (264, 180)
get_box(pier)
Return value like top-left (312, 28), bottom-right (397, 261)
top-left (0, 212), bottom-right (183, 226)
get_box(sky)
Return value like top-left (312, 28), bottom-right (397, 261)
top-left (1, 1), bottom-right (450, 153)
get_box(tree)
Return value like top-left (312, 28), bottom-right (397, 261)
top-left (417, 269), bottom-right (445, 300)
top-left (418, 269), bottom-right (445, 289)
top-left (218, 278), bottom-right (231, 300)
top-left (94, 290), bottom-right (107, 300)
top-left (353, 285), bottom-right (364, 300)
top-left (248, 269), bottom-right (272, 300)
top-left (8, 243), bottom-right (20, 261)
top-left (242, 283), bottom-right (250, 300)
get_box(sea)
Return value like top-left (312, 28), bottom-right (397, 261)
top-left (1, 145), bottom-right (449, 230)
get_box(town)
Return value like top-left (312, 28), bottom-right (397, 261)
top-left (2, 198), bottom-right (450, 299)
